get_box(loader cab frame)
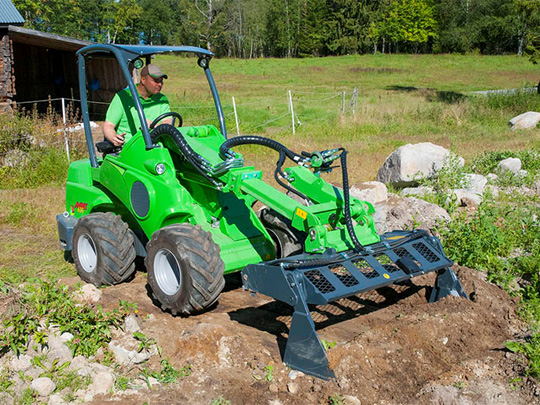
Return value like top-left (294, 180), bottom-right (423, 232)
top-left (76, 44), bottom-right (227, 168)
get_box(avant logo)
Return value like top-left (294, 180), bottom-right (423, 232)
top-left (71, 202), bottom-right (88, 214)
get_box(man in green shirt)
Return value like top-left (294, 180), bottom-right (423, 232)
top-left (103, 64), bottom-right (172, 147)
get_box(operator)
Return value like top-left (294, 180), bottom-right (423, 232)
top-left (103, 64), bottom-right (172, 147)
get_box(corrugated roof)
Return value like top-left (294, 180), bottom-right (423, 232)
top-left (0, 0), bottom-right (24, 25)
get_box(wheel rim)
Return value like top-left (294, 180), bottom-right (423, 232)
top-left (78, 233), bottom-right (97, 273)
top-left (154, 248), bottom-right (181, 296)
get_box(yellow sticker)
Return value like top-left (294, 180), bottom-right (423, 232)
top-left (387, 235), bottom-right (405, 240)
top-left (296, 208), bottom-right (308, 220)
top-left (383, 273), bottom-right (390, 279)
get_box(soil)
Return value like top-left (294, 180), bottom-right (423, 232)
top-left (76, 265), bottom-right (538, 404)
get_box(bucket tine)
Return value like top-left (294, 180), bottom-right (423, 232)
top-left (284, 277), bottom-right (335, 380)
top-left (429, 267), bottom-right (469, 302)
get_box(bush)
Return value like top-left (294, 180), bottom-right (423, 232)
top-left (0, 147), bottom-right (70, 189)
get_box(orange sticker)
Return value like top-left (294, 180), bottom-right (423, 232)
top-left (296, 208), bottom-right (307, 220)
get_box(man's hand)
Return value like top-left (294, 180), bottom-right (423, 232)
top-left (103, 121), bottom-right (125, 147)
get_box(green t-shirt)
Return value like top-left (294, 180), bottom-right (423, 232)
top-left (105, 87), bottom-right (171, 142)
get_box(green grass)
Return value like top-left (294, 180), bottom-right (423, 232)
top-left (153, 53), bottom-right (540, 180)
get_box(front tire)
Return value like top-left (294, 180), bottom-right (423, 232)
top-left (145, 224), bottom-right (225, 315)
top-left (72, 212), bottom-right (136, 286)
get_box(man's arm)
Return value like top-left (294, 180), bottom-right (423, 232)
top-left (103, 121), bottom-right (125, 147)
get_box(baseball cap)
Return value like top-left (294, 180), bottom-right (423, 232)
top-left (141, 64), bottom-right (168, 80)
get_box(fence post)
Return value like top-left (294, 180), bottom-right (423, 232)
top-left (61, 98), bottom-right (70, 162)
top-left (349, 88), bottom-right (358, 115)
top-left (341, 91), bottom-right (345, 114)
top-left (232, 96), bottom-right (240, 136)
top-left (288, 90), bottom-right (295, 135)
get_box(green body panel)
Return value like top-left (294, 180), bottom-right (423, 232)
top-left (65, 123), bottom-right (379, 272)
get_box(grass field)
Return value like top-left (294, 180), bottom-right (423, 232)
top-left (153, 53), bottom-right (540, 181)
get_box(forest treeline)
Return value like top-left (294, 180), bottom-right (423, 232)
top-left (13, 0), bottom-right (540, 58)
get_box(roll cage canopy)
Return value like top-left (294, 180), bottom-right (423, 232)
top-left (77, 44), bottom-right (226, 168)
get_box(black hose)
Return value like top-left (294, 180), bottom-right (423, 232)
top-left (340, 150), bottom-right (366, 253)
top-left (220, 135), bottom-right (303, 162)
top-left (222, 135), bottom-right (310, 201)
top-left (151, 124), bottom-right (222, 188)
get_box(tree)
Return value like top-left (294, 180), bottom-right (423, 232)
top-left (515, 0), bottom-right (540, 60)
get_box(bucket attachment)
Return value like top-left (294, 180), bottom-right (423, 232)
top-left (241, 229), bottom-right (467, 380)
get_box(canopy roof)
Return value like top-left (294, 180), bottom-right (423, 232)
top-left (77, 44), bottom-right (213, 64)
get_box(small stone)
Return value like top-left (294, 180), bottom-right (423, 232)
top-left (288, 370), bottom-right (298, 380)
top-left (344, 395), bottom-right (362, 405)
top-left (32, 377), bottom-right (56, 397)
top-left (59, 332), bottom-right (74, 343)
top-left (10, 354), bottom-right (32, 372)
top-left (48, 394), bottom-right (65, 405)
top-left (74, 284), bottom-right (102, 304)
top-left (124, 314), bottom-right (141, 333)
top-left (67, 356), bottom-right (88, 372)
top-left (47, 336), bottom-right (73, 364)
top-left (287, 382), bottom-right (299, 394)
top-left (269, 383), bottom-right (279, 393)
top-left (441, 337), bottom-right (449, 345)
top-left (88, 371), bottom-right (115, 395)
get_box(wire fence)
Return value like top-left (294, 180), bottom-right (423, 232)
top-left (1, 88), bottom-right (360, 163)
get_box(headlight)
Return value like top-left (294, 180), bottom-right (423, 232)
top-left (155, 163), bottom-right (166, 175)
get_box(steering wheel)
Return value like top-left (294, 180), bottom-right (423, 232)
top-left (149, 111), bottom-right (183, 130)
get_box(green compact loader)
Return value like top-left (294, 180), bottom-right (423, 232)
top-left (57, 44), bottom-right (467, 379)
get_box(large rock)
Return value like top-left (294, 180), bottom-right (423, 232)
top-left (509, 111), bottom-right (540, 130)
top-left (373, 194), bottom-right (450, 234)
top-left (350, 181), bottom-right (388, 205)
top-left (377, 142), bottom-right (464, 187)
top-left (497, 158), bottom-right (522, 175)
top-left (462, 173), bottom-right (488, 193)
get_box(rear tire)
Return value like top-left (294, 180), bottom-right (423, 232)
top-left (72, 212), bottom-right (136, 286)
top-left (145, 224), bottom-right (225, 315)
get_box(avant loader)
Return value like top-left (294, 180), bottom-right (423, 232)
top-left (57, 44), bottom-right (467, 379)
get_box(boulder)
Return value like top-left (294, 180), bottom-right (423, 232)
top-left (509, 111), bottom-right (540, 130)
top-left (462, 173), bottom-right (487, 193)
top-left (497, 158), bottom-right (522, 175)
top-left (448, 189), bottom-right (483, 207)
top-left (373, 194), bottom-right (450, 234)
top-left (377, 142), bottom-right (464, 187)
top-left (349, 181), bottom-right (388, 205)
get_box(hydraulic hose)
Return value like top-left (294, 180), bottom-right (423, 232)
top-left (221, 135), bottom-right (310, 202)
top-left (151, 124), bottom-right (222, 188)
top-left (220, 135), bottom-right (303, 162)
top-left (340, 150), bottom-right (366, 253)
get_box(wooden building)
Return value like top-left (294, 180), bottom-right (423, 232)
top-left (0, 1), bottom-right (128, 118)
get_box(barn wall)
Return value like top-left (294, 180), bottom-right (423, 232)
top-left (11, 41), bottom-right (79, 110)
top-left (0, 32), bottom-right (14, 111)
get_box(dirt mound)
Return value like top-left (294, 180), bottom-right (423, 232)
top-left (89, 266), bottom-right (537, 404)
